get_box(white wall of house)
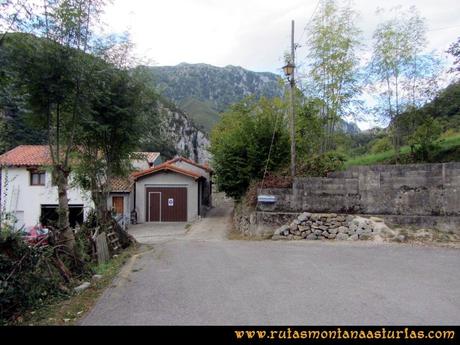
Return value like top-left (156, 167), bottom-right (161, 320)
top-left (0, 167), bottom-right (93, 228)
top-left (135, 172), bottom-right (198, 223)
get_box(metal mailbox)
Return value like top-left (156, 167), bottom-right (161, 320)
top-left (257, 195), bottom-right (277, 203)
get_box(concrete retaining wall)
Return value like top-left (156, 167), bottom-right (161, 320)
top-left (258, 163), bottom-right (460, 217)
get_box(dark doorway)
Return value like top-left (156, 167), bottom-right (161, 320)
top-left (40, 204), bottom-right (84, 228)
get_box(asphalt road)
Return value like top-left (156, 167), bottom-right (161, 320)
top-left (81, 236), bottom-right (460, 325)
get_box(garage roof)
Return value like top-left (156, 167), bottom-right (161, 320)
top-left (166, 156), bottom-right (213, 173)
top-left (132, 161), bottom-right (205, 181)
top-left (110, 176), bottom-right (134, 192)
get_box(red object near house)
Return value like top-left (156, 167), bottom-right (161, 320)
top-left (21, 225), bottom-right (49, 246)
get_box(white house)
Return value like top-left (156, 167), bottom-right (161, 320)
top-left (0, 145), bottom-right (212, 229)
top-left (0, 145), bottom-right (92, 229)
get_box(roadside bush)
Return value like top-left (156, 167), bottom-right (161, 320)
top-left (297, 152), bottom-right (346, 177)
top-left (0, 227), bottom-right (65, 323)
top-left (370, 136), bottom-right (393, 154)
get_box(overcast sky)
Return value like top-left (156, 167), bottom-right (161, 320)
top-left (102, 0), bottom-right (460, 128)
top-left (103, 0), bottom-right (460, 72)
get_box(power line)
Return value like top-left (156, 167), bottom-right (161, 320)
top-left (255, 96), bottom-right (282, 212)
top-left (297, 0), bottom-right (321, 46)
top-left (295, 0), bottom-right (321, 84)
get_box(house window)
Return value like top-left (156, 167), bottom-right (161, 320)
top-left (30, 171), bottom-right (46, 186)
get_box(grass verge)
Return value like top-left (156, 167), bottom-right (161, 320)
top-left (345, 134), bottom-right (460, 168)
top-left (13, 243), bottom-right (141, 326)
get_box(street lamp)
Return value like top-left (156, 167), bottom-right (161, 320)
top-left (282, 62), bottom-right (295, 79)
top-left (283, 60), bottom-right (296, 178)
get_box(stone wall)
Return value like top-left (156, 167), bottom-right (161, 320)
top-left (233, 205), bottom-right (299, 239)
top-left (272, 212), bottom-right (382, 241)
top-left (258, 163), bottom-right (460, 217)
top-left (233, 209), bottom-right (460, 239)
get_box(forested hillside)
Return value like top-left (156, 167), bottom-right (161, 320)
top-left (0, 34), bottom-right (209, 162)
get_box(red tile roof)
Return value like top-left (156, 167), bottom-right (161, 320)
top-left (134, 152), bottom-right (160, 163)
top-left (166, 156), bottom-right (213, 173)
top-left (133, 161), bottom-right (204, 180)
top-left (109, 176), bottom-right (134, 192)
top-left (0, 145), bottom-right (51, 166)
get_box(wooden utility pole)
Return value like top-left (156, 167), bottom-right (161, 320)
top-left (289, 20), bottom-right (296, 178)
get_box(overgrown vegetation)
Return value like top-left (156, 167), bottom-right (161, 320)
top-left (210, 2), bottom-right (460, 201)
top-left (302, 0), bottom-right (361, 152)
top-left (297, 152), bottom-right (346, 176)
top-left (0, 208), bottom-right (135, 324)
top-left (0, 226), bottom-right (63, 322)
top-left (20, 244), bottom-right (139, 325)
top-left (210, 97), bottom-right (290, 199)
top-left (0, 0), bottom-right (143, 323)
top-left (345, 133), bottom-right (460, 167)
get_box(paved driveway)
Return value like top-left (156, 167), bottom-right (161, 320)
top-left (82, 204), bottom-right (460, 325)
top-left (128, 222), bottom-right (187, 244)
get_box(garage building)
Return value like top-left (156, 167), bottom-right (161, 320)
top-left (132, 158), bottom-right (212, 223)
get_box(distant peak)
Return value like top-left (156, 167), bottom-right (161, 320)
top-left (177, 62), bottom-right (212, 68)
top-left (224, 64), bottom-right (243, 69)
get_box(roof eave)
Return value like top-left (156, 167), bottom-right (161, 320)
top-left (134, 166), bottom-right (202, 181)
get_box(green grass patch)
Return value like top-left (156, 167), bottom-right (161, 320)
top-left (345, 134), bottom-right (460, 168)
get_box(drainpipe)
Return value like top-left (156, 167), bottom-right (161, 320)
top-left (133, 182), bottom-right (136, 209)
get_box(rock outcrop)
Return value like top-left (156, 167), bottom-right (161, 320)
top-left (159, 102), bottom-right (210, 164)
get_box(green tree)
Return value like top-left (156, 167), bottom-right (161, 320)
top-left (0, 35), bottom-right (48, 153)
top-left (3, 0), bottom-right (106, 252)
top-left (408, 116), bottom-right (442, 161)
top-left (296, 97), bottom-right (324, 156)
top-left (305, 0), bottom-right (361, 152)
top-left (0, 110), bottom-right (7, 153)
top-left (210, 97), bottom-right (289, 199)
top-left (369, 6), bottom-right (440, 159)
top-left (74, 62), bottom-right (159, 225)
top-left (447, 37), bottom-right (460, 74)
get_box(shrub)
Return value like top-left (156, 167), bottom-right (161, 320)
top-left (0, 227), bottom-right (65, 322)
top-left (370, 136), bottom-right (393, 154)
top-left (210, 97), bottom-right (290, 199)
top-left (297, 152), bottom-right (346, 177)
top-left (408, 117), bottom-right (442, 161)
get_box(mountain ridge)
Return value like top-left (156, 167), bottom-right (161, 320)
top-left (148, 62), bottom-right (361, 135)
top-left (148, 63), bottom-right (283, 132)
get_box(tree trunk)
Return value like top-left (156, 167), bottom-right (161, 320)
top-left (392, 122), bottom-right (401, 162)
top-left (91, 188), bottom-right (109, 227)
top-left (53, 165), bottom-right (76, 254)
